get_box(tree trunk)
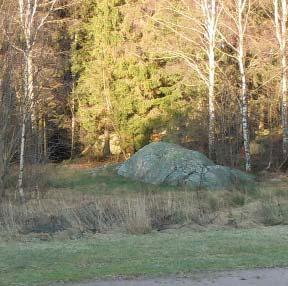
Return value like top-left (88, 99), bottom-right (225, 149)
top-left (43, 114), bottom-right (48, 161)
top-left (240, 67), bottom-right (252, 172)
top-left (18, 112), bottom-right (27, 203)
top-left (258, 99), bottom-right (266, 130)
top-left (102, 127), bottom-right (111, 159)
top-left (0, 134), bottom-right (5, 196)
top-left (35, 111), bottom-right (40, 163)
top-left (238, 1), bottom-right (251, 172)
top-left (281, 48), bottom-right (288, 155)
top-left (274, 0), bottom-right (288, 158)
top-left (208, 6), bottom-right (216, 161)
top-left (18, 48), bottom-right (34, 202)
top-left (71, 95), bottom-right (75, 159)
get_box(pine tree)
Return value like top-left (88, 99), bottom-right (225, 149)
top-left (72, 0), bottom-right (182, 156)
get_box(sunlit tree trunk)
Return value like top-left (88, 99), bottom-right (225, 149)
top-left (221, 0), bottom-right (251, 171)
top-left (281, 50), bottom-right (288, 155)
top-left (233, 0), bottom-right (252, 172)
top-left (17, 0), bottom-right (58, 201)
top-left (238, 41), bottom-right (251, 172)
top-left (205, 0), bottom-right (217, 160)
top-left (274, 0), bottom-right (288, 156)
top-left (43, 114), bottom-right (48, 160)
top-left (159, 0), bottom-right (220, 160)
top-left (238, 4), bottom-right (251, 171)
top-left (18, 48), bottom-right (34, 202)
top-left (18, 114), bottom-right (27, 201)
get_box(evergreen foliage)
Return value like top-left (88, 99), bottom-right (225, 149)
top-left (72, 0), bottom-right (183, 154)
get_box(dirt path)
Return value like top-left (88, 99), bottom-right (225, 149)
top-left (64, 268), bottom-right (288, 286)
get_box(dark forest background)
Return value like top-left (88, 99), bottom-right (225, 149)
top-left (0, 0), bottom-right (287, 197)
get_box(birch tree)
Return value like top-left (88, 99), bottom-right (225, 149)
top-left (274, 0), bottom-right (288, 157)
top-left (222, 0), bottom-right (252, 171)
top-left (237, 0), bottom-right (251, 171)
top-left (17, 0), bottom-right (58, 201)
top-left (157, 0), bottom-right (221, 160)
top-left (204, 0), bottom-right (219, 160)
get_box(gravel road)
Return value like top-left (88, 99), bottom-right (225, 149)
top-left (62, 268), bottom-right (288, 286)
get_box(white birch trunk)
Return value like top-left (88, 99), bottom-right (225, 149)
top-left (0, 133), bottom-right (5, 192)
top-left (160, 1), bottom-right (220, 160)
top-left (236, 0), bottom-right (251, 172)
top-left (205, 0), bottom-right (217, 160)
top-left (239, 47), bottom-right (251, 171)
top-left (281, 47), bottom-right (288, 155)
top-left (71, 95), bottom-right (75, 159)
top-left (18, 113), bottom-right (27, 202)
top-left (208, 50), bottom-right (216, 160)
top-left (280, 0), bottom-right (288, 155)
top-left (43, 115), bottom-right (48, 160)
top-left (18, 48), bottom-right (34, 202)
top-left (274, 0), bottom-right (288, 156)
top-left (17, 0), bottom-right (56, 199)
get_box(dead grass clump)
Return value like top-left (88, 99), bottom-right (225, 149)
top-left (229, 192), bottom-right (246, 207)
top-left (257, 198), bottom-right (288, 226)
top-left (148, 194), bottom-right (187, 229)
top-left (70, 199), bottom-right (125, 233)
top-left (186, 190), bottom-right (219, 225)
top-left (125, 199), bottom-right (152, 234)
top-left (1, 187), bottom-right (258, 238)
top-left (0, 201), bottom-right (20, 233)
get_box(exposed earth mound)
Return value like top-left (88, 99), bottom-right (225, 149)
top-left (118, 142), bottom-right (254, 190)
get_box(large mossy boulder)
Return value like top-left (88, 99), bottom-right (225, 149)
top-left (118, 142), bottom-right (254, 190)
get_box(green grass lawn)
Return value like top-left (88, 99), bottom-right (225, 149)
top-left (1, 226), bottom-right (288, 286)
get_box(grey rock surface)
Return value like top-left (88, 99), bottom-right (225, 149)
top-left (118, 142), bottom-right (254, 190)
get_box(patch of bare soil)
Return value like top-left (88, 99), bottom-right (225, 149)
top-left (62, 268), bottom-right (288, 286)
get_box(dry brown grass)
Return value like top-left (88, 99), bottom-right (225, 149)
top-left (1, 165), bottom-right (288, 238)
top-left (0, 189), bottom-right (232, 236)
top-left (1, 187), bottom-right (277, 238)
